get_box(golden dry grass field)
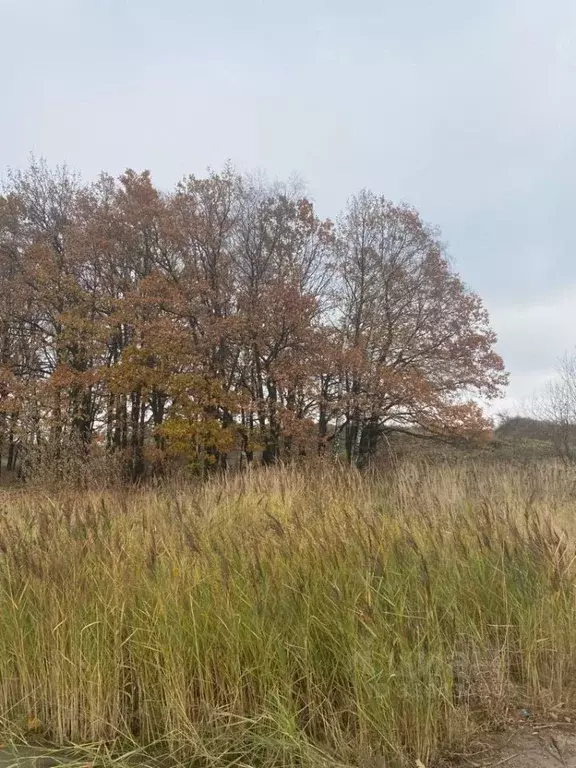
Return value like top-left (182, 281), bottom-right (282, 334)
top-left (0, 462), bottom-right (576, 768)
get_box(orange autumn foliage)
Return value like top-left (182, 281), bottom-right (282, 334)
top-left (0, 160), bottom-right (507, 477)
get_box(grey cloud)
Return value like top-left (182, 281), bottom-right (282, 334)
top-left (2, 0), bottom-right (575, 413)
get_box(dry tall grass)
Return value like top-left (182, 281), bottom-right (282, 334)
top-left (0, 462), bottom-right (575, 767)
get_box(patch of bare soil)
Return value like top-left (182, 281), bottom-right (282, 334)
top-left (457, 725), bottom-right (576, 768)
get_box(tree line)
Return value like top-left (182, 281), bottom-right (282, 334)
top-left (0, 159), bottom-right (507, 479)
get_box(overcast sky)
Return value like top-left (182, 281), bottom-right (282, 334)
top-left (3, 0), bottom-right (575, 416)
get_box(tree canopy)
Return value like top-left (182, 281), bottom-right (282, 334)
top-left (0, 159), bottom-right (507, 477)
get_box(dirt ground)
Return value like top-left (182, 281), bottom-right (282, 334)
top-left (458, 725), bottom-right (576, 768)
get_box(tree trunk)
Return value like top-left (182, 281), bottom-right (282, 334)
top-left (358, 414), bottom-right (379, 468)
top-left (262, 379), bottom-right (279, 465)
top-left (6, 415), bottom-right (16, 472)
top-left (130, 390), bottom-right (144, 480)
